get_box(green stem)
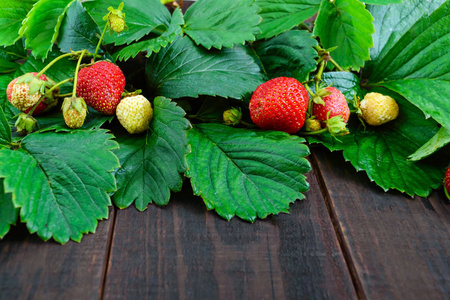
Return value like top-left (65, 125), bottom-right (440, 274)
top-left (329, 56), bottom-right (344, 71)
top-left (300, 128), bottom-right (328, 136)
top-left (315, 60), bottom-right (326, 83)
top-left (46, 78), bottom-right (74, 95)
top-left (36, 52), bottom-right (75, 77)
top-left (304, 83), bottom-right (315, 116)
top-left (94, 22), bottom-right (109, 62)
top-left (72, 50), bottom-right (86, 97)
top-left (56, 93), bottom-right (72, 98)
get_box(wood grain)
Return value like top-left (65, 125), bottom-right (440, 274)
top-left (103, 169), bottom-right (357, 299)
top-left (312, 147), bottom-right (450, 300)
top-left (0, 208), bottom-right (115, 300)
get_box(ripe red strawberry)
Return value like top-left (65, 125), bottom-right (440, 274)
top-left (249, 77), bottom-right (309, 134)
top-left (445, 166), bottom-right (450, 200)
top-left (7, 72), bottom-right (58, 114)
top-left (76, 61), bottom-right (125, 115)
top-left (313, 87), bottom-right (350, 124)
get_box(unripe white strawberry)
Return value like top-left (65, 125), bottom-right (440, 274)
top-left (116, 95), bottom-right (153, 134)
top-left (359, 92), bottom-right (399, 126)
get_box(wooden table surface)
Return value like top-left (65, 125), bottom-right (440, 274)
top-left (1, 147), bottom-right (449, 300)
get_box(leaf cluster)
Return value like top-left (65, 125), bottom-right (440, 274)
top-left (0, 0), bottom-right (448, 243)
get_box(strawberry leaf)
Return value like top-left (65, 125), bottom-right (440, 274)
top-left (255, 0), bottom-right (321, 40)
top-left (0, 0), bottom-right (36, 47)
top-left (408, 127), bottom-right (450, 162)
top-left (57, 0), bottom-right (101, 54)
top-left (253, 30), bottom-right (318, 83)
top-left (313, 0), bottom-right (374, 70)
top-left (83, 0), bottom-right (171, 46)
top-left (367, 0), bottom-right (446, 70)
top-left (0, 106), bottom-right (11, 147)
top-left (113, 7), bottom-right (184, 61)
top-left (19, 0), bottom-right (76, 59)
top-left (0, 179), bottom-right (17, 239)
top-left (362, 0), bottom-right (403, 4)
top-left (183, 0), bottom-right (261, 50)
top-left (306, 88), bottom-right (449, 197)
top-left (113, 97), bottom-right (190, 210)
top-left (145, 36), bottom-right (264, 99)
top-left (186, 123), bottom-right (311, 222)
top-left (0, 129), bottom-right (119, 244)
top-left (367, 1), bottom-right (450, 129)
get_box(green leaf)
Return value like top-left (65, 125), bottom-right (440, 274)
top-left (321, 72), bottom-right (363, 102)
top-left (0, 130), bottom-right (119, 244)
top-left (184, 0), bottom-right (261, 49)
top-left (113, 7), bottom-right (184, 61)
top-left (0, 178), bottom-right (18, 239)
top-left (253, 30), bottom-right (318, 82)
top-left (113, 97), bottom-right (190, 210)
top-left (0, 0), bottom-right (36, 46)
top-left (363, 0), bottom-right (403, 4)
top-left (57, 0), bottom-right (101, 54)
top-left (367, 0), bottom-right (446, 69)
top-left (19, 0), bottom-right (75, 59)
top-left (0, 106), bottom-right (11, 146)
top-left (379, 80), bottom-right (450, 129)
top-left (313, 0), bottom-right (374, 70)
top-left (306, 88), bottom-right (448, 197)
top-left (256, 0), bottom-right (321, 40)
top-left (408, 127), bottom-right (450, 162)
top-left (186, 123), bottom-right (311, 222)
top-left (83, 0), bottom-right (171, 46)
top-left (368, 1), bottom-right (450, 128)
top-left (145, 36), bottom-right (265, 99)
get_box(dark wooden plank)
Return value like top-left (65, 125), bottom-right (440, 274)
top-left (0, 208), bottom-right (115, 300)
top-left (103, 170), bottom-right (357, 299)
top-left (312, 147), bottom-right (450, 299)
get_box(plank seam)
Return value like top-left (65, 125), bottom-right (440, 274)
top-left (310, 151), bottom-right (367, 300)
top-left (99, 206), bottom-right (117, 300)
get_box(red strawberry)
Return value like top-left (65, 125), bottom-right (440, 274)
top-left (76, 61), bottom-right (125, 115)
top-left (445, 166), bottom-right (450, 200)
top-left (313, 87), bottom-right (350, 124)
top-left (249, 77), bottom-right (309, 134)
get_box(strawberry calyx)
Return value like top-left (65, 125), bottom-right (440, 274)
top-left (14, 113), bottom-right (38, 135)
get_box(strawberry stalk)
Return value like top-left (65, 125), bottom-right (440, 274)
top-left (72, 50), bottom-right (87, 97)
top-left (93, 23), bottom-right (108, 61)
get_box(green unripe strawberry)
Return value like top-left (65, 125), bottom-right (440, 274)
top-left (103, 2), bottom-right (127, 34)
top-left (359, 92), bottom-right (399, 126)
top-left (223, 107), bottom-right (242, 126)
top-left (62, 97), bottom-right (87, 129)
top-left (116, 95), bottom-right (153, 134)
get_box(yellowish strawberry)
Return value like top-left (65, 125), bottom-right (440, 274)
top-left (62, 97), bottom-right (87, 129)
top-left (116, 95), bottom-right (153, 134)
top-left (359, 92), bottom-right (399, 126)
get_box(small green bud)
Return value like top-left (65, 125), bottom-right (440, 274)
top-left (15, 113), bottom-right (37, 135)
top-left (223, 107), bottom-right (242, 126)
